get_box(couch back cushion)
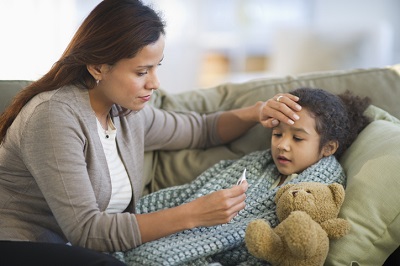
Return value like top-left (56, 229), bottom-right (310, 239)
top-left (145, 65), bottom-right (400, 192)
top-left (0, 80), bottom-right (31, 113)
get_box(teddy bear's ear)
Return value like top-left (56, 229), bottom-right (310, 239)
top-left (275, 183), bottom-right (295, 203)
top-left (328, 183), bottom-right (345, 207)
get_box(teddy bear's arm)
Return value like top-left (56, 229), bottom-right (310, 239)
top-left (320, 218), bottom-right (351, 239)
top-left (245, 219), bottom-right (284, 263)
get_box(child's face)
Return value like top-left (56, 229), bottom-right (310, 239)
top-left (271, 108), bottom-right (328, 176)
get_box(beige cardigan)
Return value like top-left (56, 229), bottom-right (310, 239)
top-left (0, 86), bottom-right (221, 252)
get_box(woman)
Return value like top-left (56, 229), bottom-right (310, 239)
top-left (0, 0), bottom-right (300, 264)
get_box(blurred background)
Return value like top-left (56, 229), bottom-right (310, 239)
top-left (0, 0), bottom-right (399, 93)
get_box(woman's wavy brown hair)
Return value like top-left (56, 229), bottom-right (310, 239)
top-left (0, 0), bottom-right (165, 143)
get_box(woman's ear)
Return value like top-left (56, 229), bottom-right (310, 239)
top-left (322, 140), bottom-right (339, 157)
top-left (87, 64), bottom-right (105, 80)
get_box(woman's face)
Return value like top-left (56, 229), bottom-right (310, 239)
top-left (90, 35), bottom-right (165, 112)
top-left (271, 108), bottom-right (331, 176)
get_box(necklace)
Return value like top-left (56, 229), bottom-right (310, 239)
top-left (96, 115), bottom-right (115, 139)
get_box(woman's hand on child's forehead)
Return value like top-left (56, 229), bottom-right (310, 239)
top-left (259, 93), bottom-right (302, 128)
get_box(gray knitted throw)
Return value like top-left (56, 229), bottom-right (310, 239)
top-left (112, 150), bottom-right (345, 265)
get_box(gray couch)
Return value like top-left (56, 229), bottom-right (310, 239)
top-left (1, 65), bottom-right (400, 265)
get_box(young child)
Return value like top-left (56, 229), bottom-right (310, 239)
top-left (270, 87), bottom-right (370, 189)
top-left (112, 88), bottom-right (371, 265)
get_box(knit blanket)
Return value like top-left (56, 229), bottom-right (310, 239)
top-left (112, 150), bottom-right (346, 265)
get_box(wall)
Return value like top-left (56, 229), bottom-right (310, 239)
top-left (0, 0), bottom-right (398, 93)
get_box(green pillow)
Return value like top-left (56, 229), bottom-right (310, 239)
top-left (326, 108), bottom-right (400, 265)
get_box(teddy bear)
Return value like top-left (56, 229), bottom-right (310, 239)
top-left (244, 182), bottom-right (350, 266)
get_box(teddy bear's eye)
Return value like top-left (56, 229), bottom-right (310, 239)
top-left (306, 190), bottom-right (311, 193)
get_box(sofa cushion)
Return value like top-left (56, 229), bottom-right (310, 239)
top-left (144, 65), bottom-right (400, 193)
top-left (326, 107), bottom-right (400, 265)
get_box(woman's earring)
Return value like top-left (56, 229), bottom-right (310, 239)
top-left (96, 80), bottom-right (99, 86)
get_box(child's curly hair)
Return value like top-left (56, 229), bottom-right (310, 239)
top-left (290, 88), bottom-right (371, 159)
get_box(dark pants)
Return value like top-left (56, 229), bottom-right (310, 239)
top-left (0, 241), bottom-right (126, 266)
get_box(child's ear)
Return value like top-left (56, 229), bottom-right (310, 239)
top-left (322, 140), bottom-right (339, 157)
